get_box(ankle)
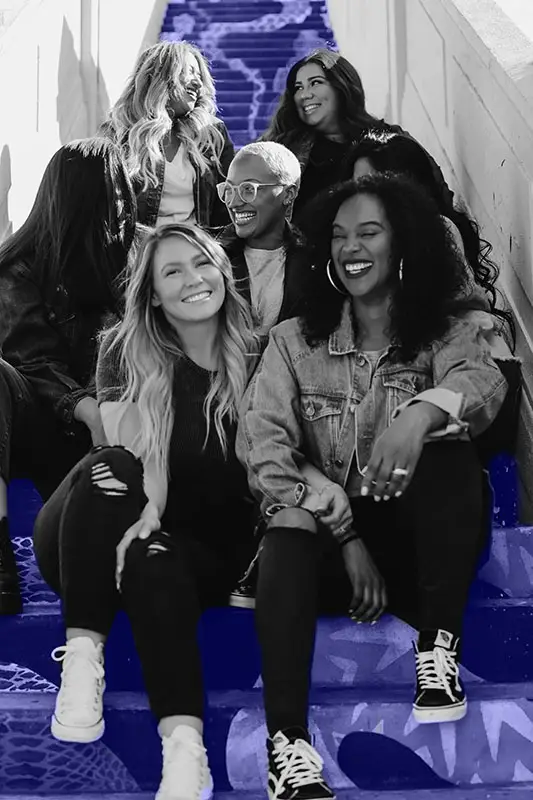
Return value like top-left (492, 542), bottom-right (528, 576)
top-left (159, 716), bottom-right (203, 740)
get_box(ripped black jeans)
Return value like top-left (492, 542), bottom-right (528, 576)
top-left (33, 446), bottom-right (246, 721)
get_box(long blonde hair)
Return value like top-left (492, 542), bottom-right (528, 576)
top-left (103, 42), bottom-right (225, 192)
top-left (104, 224), bottom-right (257, 477)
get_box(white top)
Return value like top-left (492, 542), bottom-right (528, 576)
top-left (156, 147), bottom-right (196, 227)
top-left (244, 245), bottom-right (286, 336)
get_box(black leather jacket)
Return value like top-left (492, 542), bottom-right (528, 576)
top-left (100, 120), bottom-right (234, 229)
top-left (216, 222), bottom-right (313, 346)
top-left (0, 261), bottom-right (116, 427)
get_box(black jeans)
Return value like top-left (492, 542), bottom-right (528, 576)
top-left (33, 446), bottom-right (248, 721)
top-left (255, 441), bottom-right (486, 735)
top-left (0, 358), bottom-right (92, 501)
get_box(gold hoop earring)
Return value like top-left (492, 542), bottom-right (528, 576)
top-left (326, 260), bottom-right (347, 295)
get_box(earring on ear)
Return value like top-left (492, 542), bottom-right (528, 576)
top-left (398, 258), bottom-right (404, 284)
top-left (326, 260), bottom-right (348, 295)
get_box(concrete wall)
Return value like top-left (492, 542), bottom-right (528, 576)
top-left (0, 0), bottom-right (166, 239)
top-left (328, 0), bottom-right (533, 521)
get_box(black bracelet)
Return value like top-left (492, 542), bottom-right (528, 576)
top-left (337, 528), bottom-right (362, 547)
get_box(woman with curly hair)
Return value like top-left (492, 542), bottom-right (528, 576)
top-left (343, 129), bottom-right (520, 460)
top-left (101, 41), bottom-right (234, 228)
top-left (0, 137), bottom-right (136, 614)
top-left (262, 47), bottom-right (450, 223)
top-left (236, 174), bottom-right (507, 799)
top-left (33, 224), bottom-right (257, 799)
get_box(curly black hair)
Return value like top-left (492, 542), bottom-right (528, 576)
top-left (341, 130), bottom-right (515, 344)
top-left (300, 173), bottom-right (479, 362)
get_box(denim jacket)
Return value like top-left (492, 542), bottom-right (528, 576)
top-left (0, 261), bottom-right (116, 427)
top-left (236, 300), bottom-right (508, 519)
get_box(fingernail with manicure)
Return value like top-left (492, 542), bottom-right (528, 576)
top-left (374, 496), bottom-right (381, 502)
top-left (361, 486), bottom-right (369, 497)
top-left (395, 491), bottom-right (402, 497)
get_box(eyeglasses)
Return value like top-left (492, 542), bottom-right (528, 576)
top-left (216, 180), bottom-right (282, 205)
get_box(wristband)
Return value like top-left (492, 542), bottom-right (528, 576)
top-left (336, 526), bottom-right (362, 546)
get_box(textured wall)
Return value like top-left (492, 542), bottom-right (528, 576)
top-left (327, 0), bottom-right (533, 521)
top-left (0, 0), bottom-right (166, 239)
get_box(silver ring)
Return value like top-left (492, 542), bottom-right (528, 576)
top-left (392, 467), bottom-right (409, 477)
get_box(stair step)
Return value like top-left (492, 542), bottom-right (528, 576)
top-left (1, 684), bottom-right (533, 792)
top-left (161, 23), bottom-right (334, 33)
top-left (2, 599), bottom-right (533, 693)
top-left (2, 791), bottom-right (533, 800)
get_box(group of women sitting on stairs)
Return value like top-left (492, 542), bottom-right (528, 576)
top-left (0, 40), bottom-right (520, 800)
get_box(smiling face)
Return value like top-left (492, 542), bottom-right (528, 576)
top-left (168, 51), bottom-right (202, 117)
top-left (225, 153), bottom-right (295, 249)
top-left (151, 234), bottom-right (225, 328)
top-left (293, 63), bottom-right (340, 137)
top-left (331, 193), bottom-right (394, 300)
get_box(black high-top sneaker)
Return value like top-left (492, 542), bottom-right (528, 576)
top-left (413, 629), bottom-right (466, 723)
top-left (267, 727), bottom-right (335, 800)
top-left (0, 518), bottom-right (22, 615)
top-left (228, 538), bottom-right (264, 609)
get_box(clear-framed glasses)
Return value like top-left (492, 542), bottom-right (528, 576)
top-left (216, 180), bottom-right (282, 205)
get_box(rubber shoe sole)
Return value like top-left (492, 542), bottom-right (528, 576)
top-left (413, 697), bottom-right (467, 723)
top-left (51, 713), bottom-right (105, 743)
top-left (229, 592), bottom-right (256, 610)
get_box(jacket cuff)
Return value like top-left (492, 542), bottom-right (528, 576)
top-left (391, 388), bottom-right (469, 438)
top-left (263, 481), bottom-right (307, 518)
top-left (56, 389), bottom-right (93, 427)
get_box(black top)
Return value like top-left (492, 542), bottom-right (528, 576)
top-left (96, 332), bottom-right (254, 549)
top-left (293, 136), bottom-right (352, 223)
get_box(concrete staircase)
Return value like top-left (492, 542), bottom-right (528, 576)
top-left (160, 0), bottom-right (336, 147)
top-left (0, 1), bottom-right (532, 798)
top-left (1, 457), bottom-right (533, 797)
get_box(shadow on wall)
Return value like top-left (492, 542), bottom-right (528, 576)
top-left (0, 146), bottom-right (13, 242)
top-left (57, 13), bottom-right (110, 144)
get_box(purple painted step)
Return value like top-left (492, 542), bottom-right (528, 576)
top-left (2, 791), bottom-right (533, 800)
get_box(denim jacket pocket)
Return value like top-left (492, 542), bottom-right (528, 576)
top-left (300, 392), bottom-right (344, 469)
top-left (381, 370), bottom-right (430, 426)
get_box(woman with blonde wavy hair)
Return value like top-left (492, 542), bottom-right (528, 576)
top-left (101, 41), bottom-right (234, 228)
top-left (32, 224), bottom-right (257, 800)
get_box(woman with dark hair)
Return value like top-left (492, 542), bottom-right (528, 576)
top-left (343, 130), bottom-right (520, 460)
top-left (262, 47), bottom-right (449, 222)
top-left (33, 224), bottom-right (256, 798)
top-left (236, 174), bottom-right (507, 799)
top-left (101, 41), bottom-right (234, 229)
top-left (0, 137), bottom-right (136, 614)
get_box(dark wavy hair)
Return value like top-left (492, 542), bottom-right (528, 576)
top-left (262, 49), bottom-right (388, 149)
top-left (342, 130), bottom-right (514, 341)
top-left (300, 173), bottom-right (479, 362)
top-left (0, 137), bottom-right (137, 311)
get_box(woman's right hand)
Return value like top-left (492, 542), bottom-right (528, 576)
top-left (312, 482), bottom-right (352, 537)
top-left (342, 539), bottom-right (387, 623)
top-left (115, 502), bottom-right (161, 590)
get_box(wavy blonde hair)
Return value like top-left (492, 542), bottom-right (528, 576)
top-left (103, 224), bottom-right (257, 477)
top-left (103, 42), bottom-right (225, 192)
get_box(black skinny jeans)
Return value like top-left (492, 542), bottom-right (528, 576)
top-left (0, 359), bottom-right (91, 501)
top-left (256, 441), bottom-right (487, 736)
top-left (33, 446), bottom-right (247, 722)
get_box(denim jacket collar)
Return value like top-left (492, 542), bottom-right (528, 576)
top-left (328, 300), bottom-right (359, 356)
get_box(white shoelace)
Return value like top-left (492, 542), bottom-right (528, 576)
top-left (52, 644), bottom-right (104, 715)
top-left (160, 731), bottom-right (210, 800)
top-left (272, 738), bottom-right (325, 798)
top-left (416, 646), bottom-right (460, 701)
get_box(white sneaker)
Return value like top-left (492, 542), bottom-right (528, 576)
top-left (50, 636), bottom-right (105, 743)
top-left (156, 725), bottom-right (214, 800)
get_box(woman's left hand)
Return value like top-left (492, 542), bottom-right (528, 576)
top-left (360, 406), bottom-right (437, 501)
top-left (115, 503), bottom-right (160, 590)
